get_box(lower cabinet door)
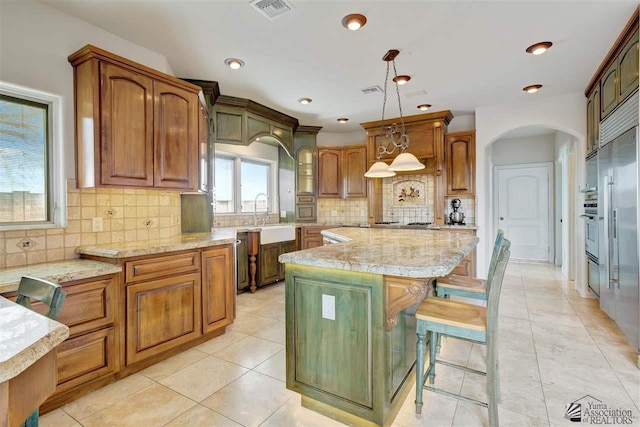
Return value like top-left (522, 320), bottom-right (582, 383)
top-left (451, 257), bottom-right (472, 276)
top-left (55, 327), bottom-right (117, 394)
top-left (258, 243), bottom-right (281, 285)
top-left (126, 273), bottom-right (202, 365)
top-left (201, 245), bottom-right (234, 334)
top-left (278, 241), bottom-right (297, 280)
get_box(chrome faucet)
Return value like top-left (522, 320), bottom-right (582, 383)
top-left (254, 193), bottom-right (269, 226)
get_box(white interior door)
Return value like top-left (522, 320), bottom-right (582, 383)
top-left (495, 163), bottom-right (553, 261)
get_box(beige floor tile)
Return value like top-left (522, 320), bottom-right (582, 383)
top-left (497, 316), bottom-right (536, 354)
top-left (261, 395), bottom-right (347, 427)
top-left (393, 384), bottom-right (458, 427)
top-left (253, 320), bottom-right (285, 344)
top-left (226, 312), bottom-right (279, 335)
top-left (81, 383), bottom-right (195, 427)
top-left (140, 348), bottom-right (208, 381)
top-left (164, 404), bottom-right (242, 427)
top-left (452, 401), bottom-right (550, 427)
top-left (213, 335), bottom-right (284, 369)
top-left (39, 409), bottom-right (81, 427)
top-left (528, 307), bottom-right (584, 328)
top-left (63, 373), bottom-right (154, 420)
top-left (542, 383), bottom-right (639, 426)
top-left (436, 337), bottom-right (473, 367)
top-left (194, 330), bottom-right (250, 354)
top-left (420, 361), bottom-right (466, 396)
top-left (236, 293), bottom-right (273, 311)
top-left (250, 301), bottom-right (286, 321)
top-left (159, 355), bottom-right (249, 402)
top-left (530, 321), bottom-right (595, 350)
top-left (201, 371), bottom-right (295, 427)
top-left (254, 349), bottom-right (286, 382)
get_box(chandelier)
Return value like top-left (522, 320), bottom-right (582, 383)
top-left (364, 49), bottom-right (425, 178)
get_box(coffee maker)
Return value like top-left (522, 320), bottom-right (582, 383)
top-left (449, 198), bottom-right (465, 225)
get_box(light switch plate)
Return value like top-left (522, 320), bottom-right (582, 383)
top-left (92, 217), bottom-right (103, 232)
top-left (322, 294), bottom-right (335, 320)
top-left (280, 210), bottom-right (287, 218)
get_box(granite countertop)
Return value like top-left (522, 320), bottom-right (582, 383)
top-left (278, 227), bottom-right (478, 278)
top-left (76, 228), bottom-right (237, 258)
top-left (0, 260), bottom-right (122, 294)
top-left (0, 296), bottom-right (69, 382)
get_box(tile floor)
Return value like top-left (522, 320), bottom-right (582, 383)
top-left (40, 261), bottom-right (640, 427)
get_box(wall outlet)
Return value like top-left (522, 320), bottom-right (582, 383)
top-left (92, 217), bottom-right (103, 232)
top-left (280, 210), bottom-right (287, 218)
top-left (322, 294), bottom-right (335, 320)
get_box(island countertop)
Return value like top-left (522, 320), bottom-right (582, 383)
top-left (0, 296), bottom-right (69, 383)
top-left (278, 227), bottom-right (478, 278)
top-left (76, 229), bottom-right (237, 258)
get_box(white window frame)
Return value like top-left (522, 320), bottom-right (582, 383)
top-left (0, 81), bottom-right (65, 229)
top-left (214, 151), bottom-right (276, 214)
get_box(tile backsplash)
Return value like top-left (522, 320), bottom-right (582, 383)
top-left (317, 198), bottom-right (367, 225)
top-left (0, 180), bottom-right (182, 268)
top-left (214, 213), bottom-right (279, 228)
top-left (383, 174), bottom-right (435, 224)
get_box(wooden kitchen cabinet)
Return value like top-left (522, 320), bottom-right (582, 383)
top-left (318, 146), bottom-right (367, 199)
top-left (258, 240), bottom-right (296, 286)
top-left (69, 44), bottom-right (201, 190)
top-left (442, 228), bottom-right (476, 276)
top-left (236, 232), bottom-right (250, 292)
top-left (445, 131), bottom-right (475, 195)
top-left (586, 84), bottom-right (600, 154)
top-left (361, 111), bottom-right (453, 224)
top-left (295, 145), bottom-right (317, 222)
top-left (3, 274), bottom-right (121, 412)
top-left (601, 61), bottom-right (618, 118)
top-left (125, 272), bottom-right (202, 365)
top-left (618, 28), bottom-right (639, 103)
top-left (300, 226), bottom-right (331, 249)
top-left (318, 148), bottom-right (342, 198)
top-left (201, 245), bottom-right (234, 333)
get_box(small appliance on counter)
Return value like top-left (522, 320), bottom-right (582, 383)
top-left (448, 198), bottom-right (466, 225)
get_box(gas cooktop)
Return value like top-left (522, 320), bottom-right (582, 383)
top-left (371, 221), bottom-right (433, 229)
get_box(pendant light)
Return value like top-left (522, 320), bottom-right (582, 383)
top-left (364, 49), bottom-right (425, 178)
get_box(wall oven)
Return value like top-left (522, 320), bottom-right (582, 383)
top-left (581, 187), bottom-right (599, 296)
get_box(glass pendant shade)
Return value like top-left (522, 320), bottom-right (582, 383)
top-left (364, 161), bottom-right (396, 178)
top-left (388, 152), bottom-right (425, 171)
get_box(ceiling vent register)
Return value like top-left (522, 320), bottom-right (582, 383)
top-left (361, 86), bottom-right (384, 95)
top-left (250, 0), bottom-right (295, 20)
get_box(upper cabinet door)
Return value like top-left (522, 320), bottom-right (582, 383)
top-left (153, 81), bottom-right (198, 189)
top-left (343, 146), bottom-right (367, 198)
top-left (618, 29), bottom-right (639, 103)
top-left (601, 61), bottom-right (618, 119)
top-left (445, 131), bottom-right (475, 195)
top-left (100, 63), bottom-right (154, 187)
top-left (318, 149), bottom-right (342, 198)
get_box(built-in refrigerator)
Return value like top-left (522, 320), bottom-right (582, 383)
top-left (598, 89), bottom-right (639, 349)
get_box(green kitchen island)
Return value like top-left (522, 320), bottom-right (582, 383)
top-left (278, 227), bottom-right (478, 426)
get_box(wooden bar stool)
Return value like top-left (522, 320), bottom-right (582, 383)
top-left (16, 276), bottom-right (66, 427)
top-left (435, 230), bottom-right (504, 301)
top-left (415, 239), bottom-right (511, 427)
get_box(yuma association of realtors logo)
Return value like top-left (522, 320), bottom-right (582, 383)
top-left (565, 395), bottom-right (635, 424)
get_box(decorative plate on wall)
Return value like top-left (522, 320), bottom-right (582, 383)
top-left (392, 179), bottom-right (426, 207)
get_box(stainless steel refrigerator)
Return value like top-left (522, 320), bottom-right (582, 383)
top-left (598, 96), bottom-right (639, 349)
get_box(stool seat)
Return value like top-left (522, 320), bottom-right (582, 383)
top-left (437, 276), bottom-right (487, 293)
top-left (416, 298), bottom-right (486, 331)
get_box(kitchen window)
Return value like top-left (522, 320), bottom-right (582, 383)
top-left (0, 83), bottom-right (64, 228)
top-left (214, 153), bottom-right (274, 214)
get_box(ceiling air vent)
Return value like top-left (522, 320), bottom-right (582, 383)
top-left (250, 0), bottom-right (295, 20)
top-left (404, 89), bottom-right (428, 98)
top-left (361, 86), bottom-right (384, 95)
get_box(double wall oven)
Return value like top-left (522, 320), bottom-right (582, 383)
top-left (581, 153), bottom-right (600, 296)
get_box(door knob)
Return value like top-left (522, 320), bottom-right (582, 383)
top-left (499, 217), bottom-right (504, 220)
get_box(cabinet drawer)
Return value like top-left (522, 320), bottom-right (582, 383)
top-left (297, 195), bottom-right (315, 204)
top-left (125, 252), bottom-right (199, 283)
top-left (302, 226), bottom-right (324, 237)
top-left (55, 327), bottom-right (118, 394)
top-left (3, 275), bottom-right (116, 337)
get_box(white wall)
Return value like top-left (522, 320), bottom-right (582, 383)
top-left (448, 114), bottom-right (476, 133)
top-left (476, 92), bottom-right (587, 293)
top-left (0, 1), bottom-right (175, 177)
top-left (491, 134), bottom-right (556, 165)
top-left (317, 130), bottom-right (366, 147)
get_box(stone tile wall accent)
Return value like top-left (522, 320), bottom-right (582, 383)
top-left (382, 174), bottom-right (435, 224)
top-left (0, 180), bottom-right (181, 268)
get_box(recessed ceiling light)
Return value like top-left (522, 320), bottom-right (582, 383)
top-left (337, 118), bottom-right (349, 123)
top-left (417, 104), bottom-right (431, 111)
top-left (392, 75), bottom-right (411, 85)
top-left (341, 13), bottom-right (367, 31)
top-left (297, 97), bottom-right (312, 105)
top-left (526, 41), bottom-right (553, 55)
top-left (224, 58), bottom-right (245, 70)
top-left (523, 84), bottom-right (543, 93)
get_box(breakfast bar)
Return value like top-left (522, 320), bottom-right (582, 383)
top-left (278, 227), bottom-right (478, 426)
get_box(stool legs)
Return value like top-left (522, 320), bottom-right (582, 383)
top-left (428, 331), bottom-right (438, 385)
top-left (415, 330), bottom-right (426, 414)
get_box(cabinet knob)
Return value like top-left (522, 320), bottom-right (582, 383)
top-left (500, 217), bottom-right (504, 220)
